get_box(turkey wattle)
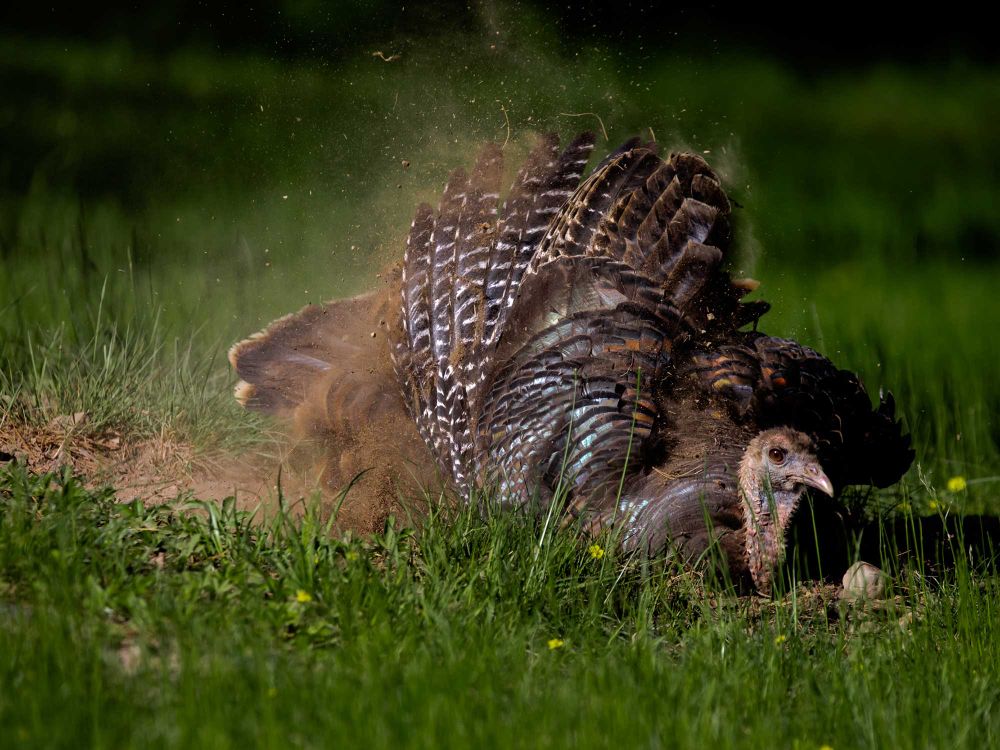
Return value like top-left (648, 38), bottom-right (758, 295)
top-left (230, 133), bottom-right (914, 592)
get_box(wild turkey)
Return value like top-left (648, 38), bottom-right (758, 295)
top-left (230, 132), bottom-right (914, 592)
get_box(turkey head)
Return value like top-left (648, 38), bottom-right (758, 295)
top-left (738, 428), bottom-right (834, 592)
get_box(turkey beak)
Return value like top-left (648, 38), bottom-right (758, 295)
top-left (801, 463), bottom-right (834, 497)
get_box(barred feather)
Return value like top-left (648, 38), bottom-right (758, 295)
top-left (395, 134), bottom-right (594, 488)
top-left (396, 203), bottom-right (436, 443)
top-left (481, 134), bottom-right (560, 352)
top-left (452, 143), bottom-right (503, 409)
top-left (426, 168), bottom-right (470, 474)
top-left (477, 257), bottom-right (683, 507)
top-left (481, 133), bottom-right (596, 352)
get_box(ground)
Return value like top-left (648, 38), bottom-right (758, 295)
top-left (1, 20), bottom-right (999, 749)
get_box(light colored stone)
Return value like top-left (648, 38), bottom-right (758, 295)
top-left (842, 561), bottom-right (887, 601)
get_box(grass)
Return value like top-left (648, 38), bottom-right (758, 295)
top-left (1, 9), bottom-right (999, 747)
top-left (1, 464), bottom-right (998, 749)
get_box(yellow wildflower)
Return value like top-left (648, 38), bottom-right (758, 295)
top-left (928, 499), bottom-right (939, 511)
top-left (588, 543), bottom-right (605, 560)
top-left (345, 550), bottom-right (360, 561)
top-left (295, 589), bottom-right (313, 603)
top-left (547, 638), bottom-right (565, 650)
top-left (947, 476), bottom-right (967, 493)
top-left (774, 634), bottom-right (787, 645)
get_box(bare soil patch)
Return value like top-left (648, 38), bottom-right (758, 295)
top-left (0, 413), bottom-right (432, 535)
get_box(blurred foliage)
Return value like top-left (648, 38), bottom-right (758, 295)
top-left (0, 3), bottom-right (997, 489)
top-left (2, 19), bottom-right (998, 315)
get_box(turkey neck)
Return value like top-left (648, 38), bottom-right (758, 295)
top-left (737, 452), bottom-right (800, 594)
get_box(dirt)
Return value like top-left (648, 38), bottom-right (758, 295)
top-left (275, 271), bottom-right (444, 533)
top-left (0, 411), bottom-right (443, 536)
top-left (0, 415), bottom-right (269, 505)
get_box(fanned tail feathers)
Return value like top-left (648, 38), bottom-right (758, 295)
top-left (393, 133), bottom-right (596, 489)
top-left (482, 133), bottom-right (596, 351)
top-left (393, 133), bottom-right (768, 500)
top-left (532, 143), bottom-right (766, 334)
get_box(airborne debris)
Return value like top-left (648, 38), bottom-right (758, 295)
top-left (372, 51), bottom-right (402, 63)
top-left (558, 111), bottom-right (609, 141)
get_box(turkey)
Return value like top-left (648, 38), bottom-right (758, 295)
top-left (230, 132), bottom-right (914, 592)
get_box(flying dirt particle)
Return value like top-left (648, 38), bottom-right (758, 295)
top-left (558, 111), bottom-right (609, 141)
top-left (401, 159), bottom-right (410, 169)
top-left (370, 332), bottom-right (377, 338)
top-left (372, 51), bottom-right (401, 63)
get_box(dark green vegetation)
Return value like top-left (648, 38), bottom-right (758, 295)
top-left (1, 12), bottom-right (999, 748)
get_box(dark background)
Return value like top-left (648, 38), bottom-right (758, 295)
top-left (3, 2), bottom-right (997, 65)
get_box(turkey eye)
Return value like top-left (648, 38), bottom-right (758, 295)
top-left (768, 447), bottom-right (786, 464)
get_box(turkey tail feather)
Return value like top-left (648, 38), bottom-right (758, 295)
top-left (453, 143), bottom-right (503, 408)
top-left (393, 134), bottom-right (597, 488)
top-left (396, 202), bottom-right (436, 444)
top-left (478, 132), bottom-right (596, 394)
top-left (399, 148), bottom-right (502, 481)
top-left (482, 133), bottom-right (595, 351)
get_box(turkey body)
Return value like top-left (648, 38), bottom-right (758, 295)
top-left (231, 133), bottom-right (914, 591)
